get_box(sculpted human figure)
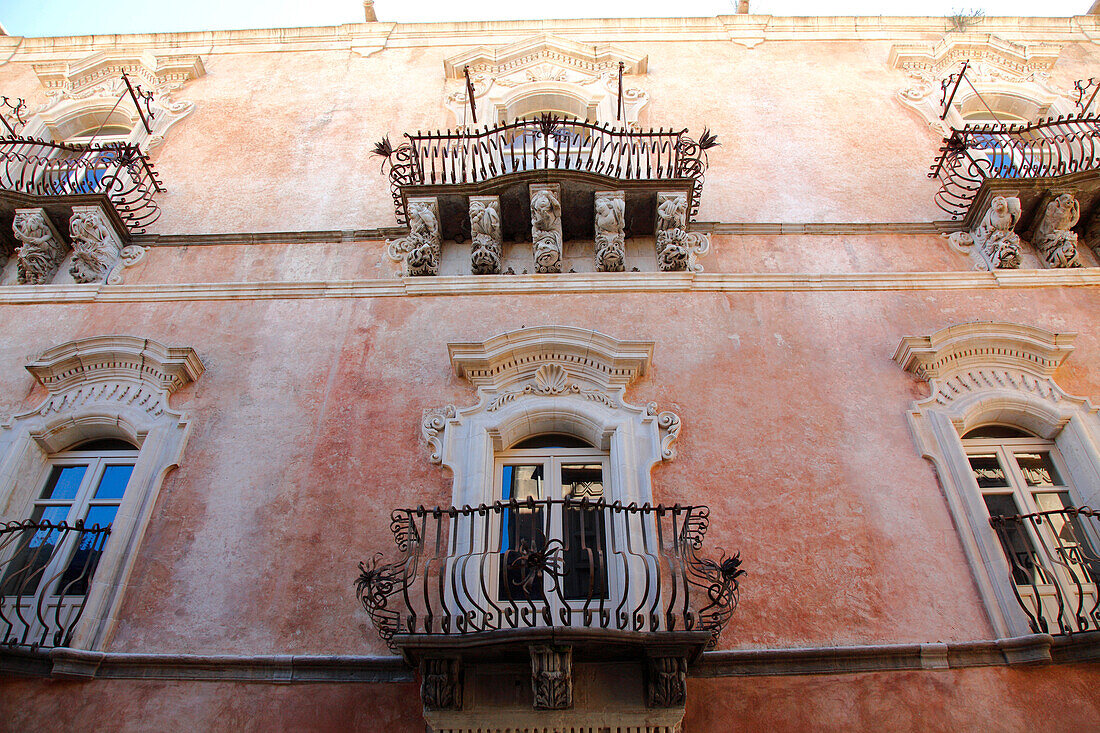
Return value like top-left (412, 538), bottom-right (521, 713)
top-left (594, 192), bottom-right (626, 272)
top-left (12, 209), bottom-right (67, 285)
top-left (402, 199), bottom-right (442, 276)
top-left (531, 186), bottom-right (562, 274)
top-left (1034, 193), bottom-right (1081, 268)
top-left (655, 193), bottom-right (689, 271)
top-left (972, 196), bottom-right (1022, 269)
top-left (69, 207), bottom-right (122, 283)
top-left (469, 197), bottom-right (502, 275)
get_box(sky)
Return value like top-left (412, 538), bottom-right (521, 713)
top-left (0, 0), bottom-right (1092, 37)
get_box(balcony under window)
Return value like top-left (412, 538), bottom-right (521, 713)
top-left (373, 116), bottom-right (717, 275)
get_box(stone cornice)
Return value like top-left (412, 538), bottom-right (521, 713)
top-left (448, 325), bottom-right (653, 392)
top-left (1, 15), bottom-right (1097, 59)
top-left (26, 335), bottom-right (205, 395)
top-left (893, 322), bottom-right (1076, 382)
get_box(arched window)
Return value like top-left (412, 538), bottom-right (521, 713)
top-left (0, 336), bottom-right (203, 650)
top-left (0, 438), bottom-right (138, 647)
top-left (896, 322), bottom-right (1100, 637)
top-left (496, 433), bottom-right (610, 606)
top-left (961, 424), bottom-right (1099, 632)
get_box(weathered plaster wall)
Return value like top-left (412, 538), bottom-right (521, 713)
top-left (2, 286), bottom-right (1099, 656)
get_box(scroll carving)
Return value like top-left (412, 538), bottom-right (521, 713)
top-left (422, 405), bottom-right (456, 464)
top-left (68, 206), bottom-right (123, 284)
top-left (655, 191), bottom-right (709, 272)
top-left (950, 196), bottom-right (1022, 270)
top-left (420, 657), bottom-right (462, 711)
top-left (645, 655), bottom-right (687, 708)
top-left (12, 208), bottom-right (67, 285)
top-left (106, 245), bottom-right (149, 285)
top-left (469, 196), bottom-right (503, 275)
top-left (530, 184), bottom-right (562, 274)
top-left (594, 190), bottom-right (626, 272)
top-left (529, 645), bottom-right (572, 710)
top-left (388, 197), bottom-right (441, 276)
top-left (1033, 193), bottom-right (1081, 268)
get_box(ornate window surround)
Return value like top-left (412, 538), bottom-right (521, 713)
top-left (889, 34), bottom-right (1075, 135)
top-left (442, 35), bottom-right (649, 130)
top-left (893, 321), bottom-right (1100, 637)
top-left (422, 326), bottom-right (679, 508)
top-left (0, 335), bottom-right (203, 649)
top-left (25, 51), bottom-right (205, 149)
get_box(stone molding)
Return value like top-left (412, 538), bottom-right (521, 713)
top-left (888, 33), bottom-right (1074, 135)
top-left (25, 50), bottom-right (205, 150)
top-left (0, 335), bottom-right (203, 650)
top-left (1, 631), bottom-right (1096, 682)
top-left (442, 34), bottom-right (648, 129)
top-left (426, 326), bottom-right (676, 512)
top-left (894, 321), bottom-right (1100, 638)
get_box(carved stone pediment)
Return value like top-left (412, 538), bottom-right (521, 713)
top-left (442, 34), bottom-right (648, 129)
top-left (888, 34), bottom-right (1070, 134)
top-left (27, 51), bottom-right (205, 149)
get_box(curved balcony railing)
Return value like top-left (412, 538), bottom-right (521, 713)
top-left (929, 115), bottom-right (1100, 219)
top-left (988, 506), bottom-right (1100, 635)
top-left (356, 498), bottom-right (743, 651)
top-left (373, 116), bottom-right (716, 226)
top-left (0, 519), bottom-right (112, 649)
top-left (0, 136), bottom-right (163, 233)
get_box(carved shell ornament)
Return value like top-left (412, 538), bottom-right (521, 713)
top-left (532, 364), bottom-right (569, 395)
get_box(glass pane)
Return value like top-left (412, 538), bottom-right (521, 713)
top-left (93, 464), bottom-right (133, 500)
top-left (39, 465), bottom-right (87, 501)
top-left (1033, 492), bottom-right (1100, 585)
top-left (499, 465), bottom-right (546, 602)
top-left (968, 454), bottom-right (1009, 489)
top-left (561, 464), bottom-right (608, 601)
top-left (0, 506), bottom-right (69, 596)
top-left (1014, 453), bottom-right (1062, 487)
top-left (56, 506), bottom-right (117, 596)
top-left (983, 494), bottom-right (1037, 585)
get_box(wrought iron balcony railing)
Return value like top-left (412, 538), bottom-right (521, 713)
top-left (0, 519), bottom-right (111, 649)
top-left (929, 115), bottom-right (1100, 220)
top-left (0, 135), bottom-right (163, 233)
top-left (988, 506), bottom-right (1100, 635)
top-left (356, 499), bottom-right (742, 651)
top-left (374, 117), bottom-right (716, 228)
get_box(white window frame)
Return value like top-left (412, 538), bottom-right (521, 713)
top-left (0, 336), bottom-right (202, 650)
top-left (895, 322), bottom-right (1100, 638)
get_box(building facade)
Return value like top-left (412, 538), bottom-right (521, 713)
top-left (0, 8), bottom-right (1099, 731)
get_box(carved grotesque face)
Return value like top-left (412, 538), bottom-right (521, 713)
top-left (1056, 193), bottom-right (1074, 209)
top-left (532, 191), bottom-right (558, 227)
top-left (991, 197), bottom-right (1007, 215)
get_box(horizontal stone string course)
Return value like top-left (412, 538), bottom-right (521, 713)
top-left (3, 269), bottom-right (1100, 304)
top-left (0, 632), bottom-right (1093, 682)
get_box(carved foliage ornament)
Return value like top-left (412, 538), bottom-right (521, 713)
top-left (420, 657), bottom-right (462, 711)
top-left (388, 197), bottom-right (441, 276)
top-left (655, 192), bottom-right (710, 272)
top-left (530, 645), bottom-right (572, 710)
top-left (646, 655), bottom-right (688, 708)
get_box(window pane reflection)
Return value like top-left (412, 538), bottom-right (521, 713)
top-left (561, 464), bottom-right (608, 601)
top-left (39, 465), bottom-right (87, 501)
top-left (1014, 452), bottom-right (1062, 488)
top-left (969, 454), bottom-right (1008, 488)
top-left (499, 465), bottom-right (546, 602)
top-left (1033, 492), bottom-right (1100, 584)
top-left (984, 494), bottom-right (1037, 585)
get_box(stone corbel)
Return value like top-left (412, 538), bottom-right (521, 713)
top-left (420, 656), bottom-right (462, 711)
top-left (387, 197), bottom-right (441, 276)
top-left (530, 184), bottom-right (563, 274)
top-left (1030, 191), bottom-right (1082, 269)
top-left (1086, 209), bottom-right (1100, 259)
top-left (529, 645), bottom-right (572, 710)
top-left (469, 195), bottom-right (503, 275)
top-left (645, 654), bottom-right (687, 708)
top-left (594, 190), bottom-right (626, 272)
top-left (655, 191), bottom-right (709, 272)
top-left (13, 208), bottom-right (68, 285)
top-left (947, 195), bottom-right (1022, 270)
top-left (68, 205), bottom-right (124, 284)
